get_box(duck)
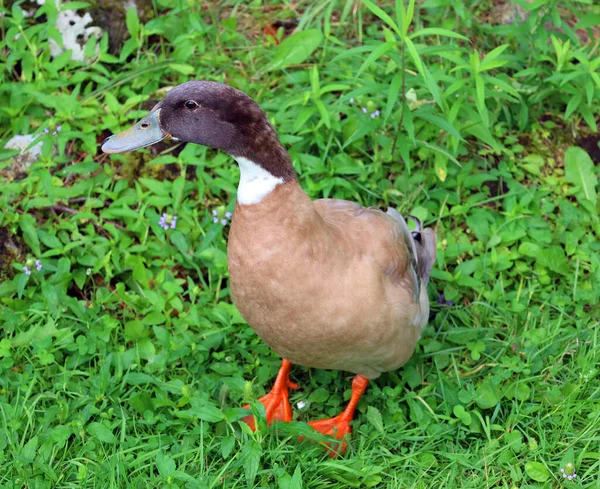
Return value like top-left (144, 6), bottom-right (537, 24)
top-left (102, 80), bottom-right (436, 454)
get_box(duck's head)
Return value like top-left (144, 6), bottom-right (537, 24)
top-left (102, 81), bottom-right (296, 181)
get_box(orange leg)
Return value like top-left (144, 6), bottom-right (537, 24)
top-left (306, 375), bottom-right (369, 455)
top-left (242, 359), bottom-right (298, 430)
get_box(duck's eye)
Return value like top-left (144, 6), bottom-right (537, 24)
top-left (185, 100), bottom-right (198, 110)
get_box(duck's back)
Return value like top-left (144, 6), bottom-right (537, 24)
top-left (227, 182), bottom-right (436, 379)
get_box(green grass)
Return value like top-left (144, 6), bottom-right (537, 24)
top-left (1, 0), bottom-right (599, 487)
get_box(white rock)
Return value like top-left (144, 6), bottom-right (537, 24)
top-left (37, 0), bottom-right (102, 62)
top-left (4, 134), bottom-right (43, 159)
top-left (2, 135), bottom-right (44, 180)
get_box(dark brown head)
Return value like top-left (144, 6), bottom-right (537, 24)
top-left (102, 81), bottom-right (296, 181)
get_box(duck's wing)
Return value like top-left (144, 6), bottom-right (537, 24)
top-left (314, 199), bottom-right (436, 302)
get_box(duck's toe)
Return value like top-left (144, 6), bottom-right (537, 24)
top-left (306, 413), bottom-right (352, 455)
top-left (242, 359), bottom-right (297, 430)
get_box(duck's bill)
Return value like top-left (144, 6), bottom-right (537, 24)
top-left (101, 109), bottom-right (169, 154)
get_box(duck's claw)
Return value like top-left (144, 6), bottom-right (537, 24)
top-left (242, 359), bottom-right (296, 430)
top-left (306, 413), bottom-right (352, 455)
top-left (242, 384), bottom-right (294, 430)
top-left (302, 375), bottom-right (369, 456)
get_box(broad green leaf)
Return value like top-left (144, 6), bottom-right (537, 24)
top-left (384, 71), bottom-right (403, 121)
top-left (404, 0), bottom-right (416, 35)
top-left (190, 402), bottom-right (226, 422)
top-left (356, 42), bottom-right (393, 77)
top-left (242, 439), bottom-right (262, 487)
top-left (564, 146), bottom-right (597, 204)
top-left (565, 94), bottom-right (582, 120)
top-left (422, 65), bottom-right (445, 110)
top-left (404, 37), bottom-right (423, 74)
top-left (290, 465), bottom-right (303, 489)
top-left (474, 74), bottom-right (488, 126)
top-left (139, 178), bottom-right (169, 196)
top-left (579, 105), bottom-right (598, 132)
top-left (156, 451), bottom-right (176, 477)
top-left (314, 98), bottom-right (331, 129)
top-left (143, 311), bottom-right (166, 326)
top-left (19, 214), bottom-right (40, 256)
top-left (414, 111), bottom-right (464, 140)
top-left (525, 462), bottom-right (550, 482)
top-left (537, 245), bottom-right (570, 275)
top-left (480, 44), bottom-right (509, 71)
top-left (125, 6), bottom-right (140, 40)
top-left (504, 383), bottom-right (531, 401)
top-left (221, 435), bottom-right (235, 459)
top-left (169, 63), bottom-right (195, 75)
top-left (575, 13), bottom-right (600, 30)
top-left (367, 405), bottom-right (384, 433)
top-left (434, 152), bottom-right (448, 181)
top-left (124, 319), bottom-right (147, 341)
top-left (453, 405), bottom-right (472, 425)
top-left (87, 422), bottom-right (117, 444)
top-left (482, 75), bottom-right (519, 98)
top-left (21, 436), bottom-right (38, 462)
top-left (475, 381), bottom-right (501, 409)
top-left (309, 65), bottom-right (320, 95)
top-left (267, 29), bottom-right (323, 71)
top-left (172, 176), bottom-right (185, 208)
top-left (395, 0), bottom-right (406, 36)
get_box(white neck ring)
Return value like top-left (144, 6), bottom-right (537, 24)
top-left (234, 156), bottom-right (283, 205)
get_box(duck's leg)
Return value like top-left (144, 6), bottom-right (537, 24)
top-left (306, 375), bottom-right (369, 455)
top-left (242, 359), bottom-right (298, 430)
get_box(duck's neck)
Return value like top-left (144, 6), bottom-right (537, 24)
top-left (233, 156), bottom-right (282, 205)
top-left (232, 136), bottom-right (297, 205)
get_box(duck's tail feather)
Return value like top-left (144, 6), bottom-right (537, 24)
top-left (414, 227), bottom-right (436, 285)
top-left (386, 208), bottom-right (437, 292)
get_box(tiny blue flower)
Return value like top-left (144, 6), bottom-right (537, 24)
top-left (362, 107), bottom-right (368, 114)
top-left (438, 293), bottom-right (454, 306)
top-left (35, 259), bottom-right (42, 271)
top-left (158, 213), bottom-right (176, 230)
top-left (212, 208), bottom-right (233, 225)
top-left (43, 128), bottom-right (50, 134)
top-left (23, 266), bottom-right (31, 276)
top-left (561, 463), bottom-right (577, 481)
top-left (349, 98), bottom-right (354, 104)
top-left (56, 125), bottom-right (62, 132)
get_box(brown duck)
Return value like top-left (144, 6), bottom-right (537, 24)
top-left (102, 81), bottom-right (436, 453)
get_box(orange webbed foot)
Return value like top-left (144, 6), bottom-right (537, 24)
top-left (242, 359), bottom-right (297, 431)
top-left (307, 413), bottom-right (353, 455)
top-left (303, 375), bottom-right (369, 456)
